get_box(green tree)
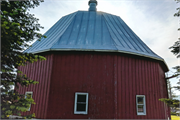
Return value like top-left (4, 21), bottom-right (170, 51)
top-left (170, 0), bottom-right (180, 57)
top-left (159, 0), bottom-right (180, 115)
top-left (172, 66), bottom-right (180, 91)
top-left (170, 0), bottom-right (180, 91)
top-left (1, 0), bottom-right (46, 119)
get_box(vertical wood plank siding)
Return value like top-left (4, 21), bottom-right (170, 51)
top-left (18, 54), bottom-right (53, 119)
top-left (18, 52), bottom-right (169, 119)
top-left (116, 56), bottom-right (169, 119)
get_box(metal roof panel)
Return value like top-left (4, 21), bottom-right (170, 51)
top-left (24, 11), bottom-right (163, 61)
top-left (24, 12), bottom-right (77, 53)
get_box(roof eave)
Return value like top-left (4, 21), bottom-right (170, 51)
top-left (29, 48), bottom-right (169, 72)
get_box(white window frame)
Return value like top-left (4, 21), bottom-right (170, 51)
top-left (136, 95), bottom-right (146, 115)
top-left (74, 92), bottom-right (88, 114)
top-left (25, 91), bottom-right (33, 111)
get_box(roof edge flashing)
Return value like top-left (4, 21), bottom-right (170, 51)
top-left (30, 48), bottom-right (168, 72)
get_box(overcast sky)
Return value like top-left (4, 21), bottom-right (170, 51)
top-left (29, 0), bottom-right (180, 95)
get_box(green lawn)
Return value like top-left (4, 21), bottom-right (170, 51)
top-left (171, 115), bottom-right (180, 120)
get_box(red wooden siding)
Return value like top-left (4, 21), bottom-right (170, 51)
top-left (116, 55), bottom-right (170, 119)
top-left (47, 53), bottom-right (115, 119)
top-left (18, 54), bottom-right (53, 119)
top-left (46, 52), bottom-right (169, 119)
top-left (18, 52), bottom-right (170, 119)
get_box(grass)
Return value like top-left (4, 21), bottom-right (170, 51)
top-left (171, 115), bottom-right (180, 120)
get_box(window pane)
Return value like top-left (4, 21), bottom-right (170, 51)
top-left (77, 103), bottom-right (86, 111)
top-left (26, 93), bottom-right (32, 99)
top-left (137, 97), bottom-right (144, 104)
top-left (137, 105), bottom-right (144, 112)
top-left (77, 95), bottom-right (86, 102)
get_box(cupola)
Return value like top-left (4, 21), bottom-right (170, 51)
top-left (88, 0), bottom-right (97, 11)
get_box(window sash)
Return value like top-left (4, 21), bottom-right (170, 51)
top-left (137, 105), bottom-right (144, 112)
top-left (136, 95), bottom-right (146, 115)
top-left (25, 92), bottom-right (33, 111)
top-left (77, 102), bottom-right (86, 104)
top-left (74, 92), bottom-right (88, 114)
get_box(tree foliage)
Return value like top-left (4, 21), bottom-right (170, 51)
top-left (174, 0), bottom-right (180, 17)
top-left (159, 0), bottom-right (180, 115)
top-left (170, 67), bottom-right (180, 94)
top-left (159, 98), bottom-right (180, 108)
top-left (1, 0), bottom-right (46, 119)
top-left (171, 0), bottom-right (180, 92)
top-left (170, 0), bottom-right (180, 57)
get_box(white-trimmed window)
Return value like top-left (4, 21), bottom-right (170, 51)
top-left (74, 92), bottom-right (88, 114)
top-left (136, 95), bottom-right (146, 115)
top-left (25, 91), bottom-right (33, 111)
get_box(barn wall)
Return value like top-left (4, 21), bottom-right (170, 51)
top-left (158, 64), bottom-right (171, 118)
top-left (47, 53), bottom-right (115, 119)
top-left (116, 55), bottom-right (170, 119)
top-left (18, 54), bottom-right (53, 119)
top-left (17, 52), bottom-right (169, 119)
top-left (45, 52), bottom-right (169, 119)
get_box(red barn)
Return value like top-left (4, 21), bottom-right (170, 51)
top-left (18, 0), bottom-right (170, 119)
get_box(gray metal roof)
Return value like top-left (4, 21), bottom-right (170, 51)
top-left (24, 10), bottom-right (163, 61)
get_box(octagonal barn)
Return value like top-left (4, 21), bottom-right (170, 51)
top-left (18, 0), bottom-right (170, 119)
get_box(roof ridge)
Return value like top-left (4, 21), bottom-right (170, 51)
top-left (102, 13), bottom-right (118, 50)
